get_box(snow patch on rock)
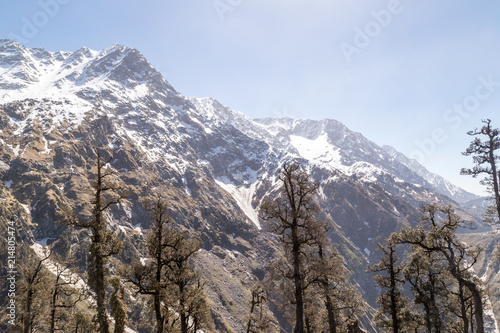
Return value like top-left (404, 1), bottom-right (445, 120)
top-left (215, 177), bottom-right (260, 229)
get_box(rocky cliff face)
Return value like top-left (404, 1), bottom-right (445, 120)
top-left (0, 39), bottom-right (492, 331)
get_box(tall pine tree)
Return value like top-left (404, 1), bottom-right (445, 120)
top-left (461, 119), bottom-right (500, 224)
top-left (368, 239), bottom-right (412, 333)
top-left (63, 149), bottom-right (128, 333)
top-left (260, 162), bottom-right (327, 333)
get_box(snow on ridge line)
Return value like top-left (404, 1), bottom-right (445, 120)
top-left (289, 133), bottom-right (347, 172)
top-left (289, 133), bottom-right (391, 182)
top-left (1, 41), bottom-right (151, 107)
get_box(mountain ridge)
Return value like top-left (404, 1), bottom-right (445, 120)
top-left (0, 38), bottom-right (481, 205)
top-left (0, 40), bottom-right (495, 332)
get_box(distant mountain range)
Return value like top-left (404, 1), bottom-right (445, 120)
top-left (0, 39), bottom-right (494, 331)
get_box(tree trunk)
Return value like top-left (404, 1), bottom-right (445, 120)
top-left (50, 283), bottom-right (58, 333)
top-left (305, 315), bottom-right (311, 333)
top-left (23, 288), bottom-right (33, 333)
top-left (180, 282), bottom-right (188, 333)
top-left (428, 275), bottom-right (441, 333)
top-left (246, 295), bottom-right (257, 333)
top-left (489, 145), bottom-right (500, 221)
top-left (293, 262), bottom-right (304, 332)
top-left (423, 303), bottom-right (431, 333)
top-left (94, 230), bottom-right (109, 333)
top-left (96, 259), bottom-right (109, 333)
top-left (95, 160), bottom-right (109, 333)
top-left (458, 281), bottom-right (470, 333)
top-left (155, 246), bottom-right (163, 333)
top-left (318, 243), bottom-right (338, 333)
top-left (451, 270), bottom-right (483, 333)
top-left (292, 225), bottom-right (304, 333)
top-left (389, 247), bottom-right (399, 333)
top-left (154, 293), bottom-right (163, 333)
top-left (180, 312), bottom-right (188, 333)
top-left (470, 304), bottom-right (475, 333)
top-left (468, 283), bottom-right (484, 333)
top-left (325, 294), bottom-right (337, 333)
top-left (155, 210), bottom-right (164, 333)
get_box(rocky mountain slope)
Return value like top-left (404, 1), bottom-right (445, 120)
top-left (0, 39), bottom-right (494, 331)
top-left (381, 145), bottom-right (480, 203)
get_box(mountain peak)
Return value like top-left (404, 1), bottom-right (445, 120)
top-left (0, 40), bottom-right (184, 138)
top-left (0, 41), bottom-right (481, 206)
top-left (71, 45), bottom-right (96, 58)
top-left (188, 96), bottom-right (251, 124)
top-left (0, 39), bottom-right (20, 47)
top-left (0, 40), bottom-right (175, 102)
top-left (106, 43), bottom-right (126, 51)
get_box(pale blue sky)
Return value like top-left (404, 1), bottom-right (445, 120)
top-left (1, 0), bottom-right (499, 196)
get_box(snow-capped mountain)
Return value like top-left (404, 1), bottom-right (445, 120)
top-left (0, 40), bottom-right (492, 331)
top-left (0, 39), bottom-right (478, 204)
top-left (187, 97), bottom-right (481, 206)
top-left (382, 145), bottom-right (480, 203)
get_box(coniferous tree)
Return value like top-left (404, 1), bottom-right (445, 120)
top-left (162, 232), bottom-right (204, 333)
top-left (48, 253), bottom-right (86, 333)
top-left (312, 243), bottom-right (364, 333)
top-left (109, 277), bottom-right (128, 333)
top-left (21, 248), bottom-right (52, 333)
top-left (396, 204), bottom-right (485, 333)
top-left (183, 279), bottom-right (213, 333)
top-left (126, 194), bottom-right (212, 333)
top-left (461, 119), bottom-right (500, 224)
top-left (71, 311), bottom-right (95, 333)
top-left (368, 239), bottom-right (412, 333)
top-left (447, 279), bottom-right (475, 333)
top-left (303, 290), bottom-right (323, 333)
top-left (126, 195), bottom-right (172, 333)
top-left (245, 285), bottom-right (274, 333)
top-left (260, 162), bottom-right (327, 333)
top-left (63, 149), bottom-right (128, 333)
top-left (403, 248), bottom-right (449, 333)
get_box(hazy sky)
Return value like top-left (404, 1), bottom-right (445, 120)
top-left (1, 0), bottom-right (499, 196)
